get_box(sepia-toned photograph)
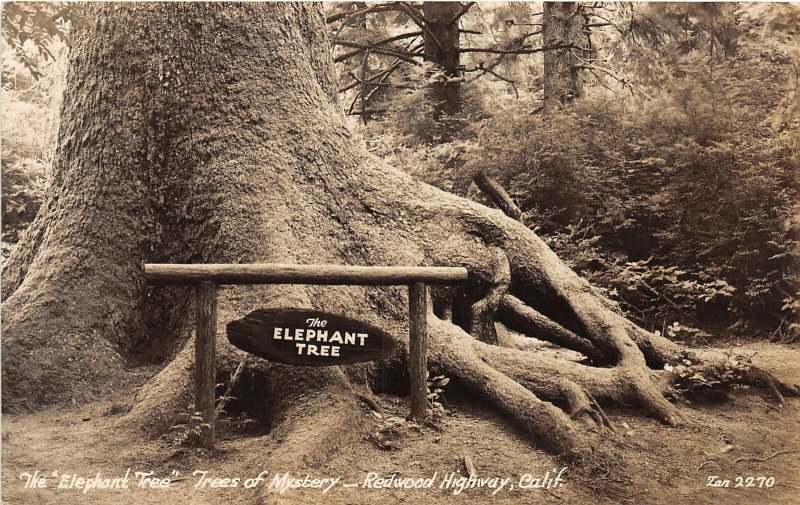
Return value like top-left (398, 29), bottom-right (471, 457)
top-left (1, 1), bottom-right (799, 504)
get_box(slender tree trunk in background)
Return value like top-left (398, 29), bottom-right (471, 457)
top-left (422, 1), bottom-right (461, 121)
top-left (2, 3), bottom-right (795, 485)
top-left (421, 2), bottom-right (466, 194)
top-left (350, 1), bottom-right (378, 123)
top-left (542, 2), bottom-right (590, 110)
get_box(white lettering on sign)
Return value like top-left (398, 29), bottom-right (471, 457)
top-left (274, 320), bottom-right (368, 357)
top-left (306, 317), bottom-right (328, 328)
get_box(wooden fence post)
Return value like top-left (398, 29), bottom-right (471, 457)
top-left (408, 281), bottom-right (428, 420)
top-left (144, 264), bottom-right (468, 432)
top-left (195, 281), bottom-right (217, 449)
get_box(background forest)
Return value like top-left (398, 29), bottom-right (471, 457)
top-left (3, 1), bottom-right (799, 345)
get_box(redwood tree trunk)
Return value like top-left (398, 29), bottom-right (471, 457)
top-left (2, 2), bottom-right (356, 412)
top-left (3, 3), bottom-right (794, 484)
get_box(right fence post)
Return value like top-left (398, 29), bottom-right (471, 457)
top-left (408, 281), bottom-right (428, 420)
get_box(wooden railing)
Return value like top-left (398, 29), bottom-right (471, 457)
top-left (144, 263), bottom-right (469, 449)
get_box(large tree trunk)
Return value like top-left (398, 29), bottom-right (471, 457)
top-left (2, 3), bottom-right (795, 497)
top-left (542, 2), bottom-right (590, 110)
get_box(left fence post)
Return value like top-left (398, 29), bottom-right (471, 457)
top-left (195, 281), bottom-right (217, 449)
top-left (408, 282), bottom-right (428, 421)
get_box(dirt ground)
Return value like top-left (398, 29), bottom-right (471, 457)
top-left (3, 342), bottom-right (799, 505)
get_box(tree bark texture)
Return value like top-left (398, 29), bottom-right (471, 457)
top-left (408, 282), bottom-right (429, 420)
top-left (2, 3), bottom-right (796, 482)
top-left (194, 281), bottom-right (217, 449)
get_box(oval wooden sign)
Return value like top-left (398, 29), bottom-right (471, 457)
top-left (227, 308), bottom-right (399, 366)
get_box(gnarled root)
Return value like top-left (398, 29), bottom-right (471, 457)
top-left (467, 248), bottom-right (510, 345)
top-left (440, 322), bottom-right (683, 427)
top-left (498, 294), bottom-right (604, 362)
top-left (429, 318), bottom-right (592, 462)
top-left (559, 379), bottom-right (613, 430)
top-left (257, 383), bottom-right (362, 505)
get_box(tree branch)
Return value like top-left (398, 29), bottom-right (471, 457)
top-left (326, 3), bottom-right (404, 24)
top-left (460, 42), bottom-right (577, 55)
top-left (339, 63), bottom-right (403, 93)
top-left (398, 2), bottom-right (443, 51)
top-left (474, 170), bottom-right (523, 220)
top-left (334, 43), bottom-right (423, 66)
top-left (347, 108), bottom-right (388, 115)
top-left (448, 2), bottom-right (476, 25)
top-left (333, 31), bottom-right (422, 49)
top-left (463, 63), bottom-right (519, 97)
top-left (574, 60), bottom-right (653, 100)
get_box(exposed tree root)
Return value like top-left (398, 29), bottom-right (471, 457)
top-left (117, 339), bottom-right (195, 436)
top-left (3, 2), bottom-right (798, 474)
top-left (498, 294), bottom-right (604, 362)
top-left (560, 379), bottom-right (612, 430)
top-left (672, 349), bottom-right (800, 406)
top-left (254, 385), bottom-right (361, 505)
top-left (466, 247), bottom-right (509, 345)
top-left (736, 367), bottom-right (798, 405)
top-left (428, 318), bottom-right (590, 462)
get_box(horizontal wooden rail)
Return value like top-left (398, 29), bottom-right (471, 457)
top-left (144, 263), bottom-right (469, 286)
top-left (144, 262), bottom-right (466, 448)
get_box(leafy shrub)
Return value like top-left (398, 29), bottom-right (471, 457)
top-left (426, 373), bottom-right (449, 417)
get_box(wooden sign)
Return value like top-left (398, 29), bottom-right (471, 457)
top-left (227, 308), bottom-right (399, 366)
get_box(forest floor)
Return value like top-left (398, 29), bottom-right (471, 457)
top-left (2, 341), bottom-right (799, 505)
